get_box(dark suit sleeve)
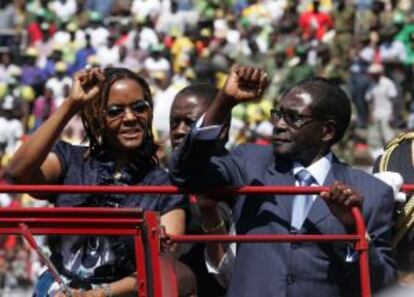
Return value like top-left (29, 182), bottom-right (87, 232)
top-left (170, 127), bottom-right (246, 191)
top-left (365, 183), bottom-right (396, 292)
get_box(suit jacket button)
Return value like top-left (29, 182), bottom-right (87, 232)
top-left (286, 274), bottom-right (296, 284)
top-left (291, 242), bottom-right (300, 249)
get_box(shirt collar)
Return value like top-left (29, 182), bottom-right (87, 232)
top-left (292, 152), bottom-right (333, 185)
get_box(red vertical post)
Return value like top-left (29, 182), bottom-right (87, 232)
top-left (352, 207), bottom-right (371, 297)
top-left (144, 211), bottom-right (178, 297)
top-left (134, 226), bottom-right (148, 297)
top-left (144, 211), bottom-right (162, 297)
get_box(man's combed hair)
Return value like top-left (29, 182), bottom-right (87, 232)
top-left (290, 77), bottom-right (351, 144)
top-left (80, 67), bottom-right (158, 164)
top-left (174, 83), bottom-right (219, 105)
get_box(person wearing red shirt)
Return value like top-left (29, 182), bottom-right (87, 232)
top-left (299, 0), bottom-right (333, 40)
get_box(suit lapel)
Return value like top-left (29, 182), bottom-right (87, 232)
top-left (302, 157), bottom-right (349, 232)
top-left (266, 161), bottom-right (295, 224)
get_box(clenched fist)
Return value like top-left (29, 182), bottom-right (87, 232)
top-left (68, 67), bottom-right (106, 107)
top-left (221, 65), bottom-right (268, 105)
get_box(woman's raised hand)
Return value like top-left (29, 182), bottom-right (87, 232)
top-left (69, 68), bottom-right (106, 106)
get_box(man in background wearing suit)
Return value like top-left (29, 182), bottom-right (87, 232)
top-left (171, 65), bottom-right (396, 296)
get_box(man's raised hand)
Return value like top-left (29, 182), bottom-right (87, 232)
top-left (222, 65), bottom-right (268, 105)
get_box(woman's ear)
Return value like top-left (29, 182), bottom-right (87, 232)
top-left (322, 120), bottom-right (337, 143)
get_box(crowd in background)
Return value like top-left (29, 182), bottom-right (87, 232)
top-left (1, 0), bottom-right (414, 295)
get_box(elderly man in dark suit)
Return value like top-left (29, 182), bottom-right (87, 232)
top-left (170, 65), bottom-right (396, 297)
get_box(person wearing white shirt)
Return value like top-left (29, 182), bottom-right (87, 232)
top-left (45, 62), bottom-right (73, 107)
top-left (365, 63), bottom-right (397, 151)
top-left (49, 0), bottom-right (77, 23)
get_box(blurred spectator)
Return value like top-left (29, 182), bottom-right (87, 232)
top-left (49, 0), bottom-right (78, 24)
top-left (144, 43), bottom-right (171, 73)
top-left (115, 19), bottom-right (130, 46)
top-left (96, 34), bottom-right (120, 67)
top-left (34, 22), bottom-right (54, 68)
top-left (116, 45), bottom-right (141, 70)
top-left (380, 24), bottom-right (407, 63)
top-left (134, 17), bottom-right (159, 50)
top-left (85, 0), bottom-right (114, 18)
top-left (355, 0), bottom-right (381, 34)
top-left (26, 12), bottom-right (56, 46)
top-left (131, 0), bottom-right (164, 20)
top-left (331, 0), bottom-right (354, 63)
top-left (10, 248), bottom-right (32, 289)
top-left (378, 24), bottom-right (407, 128)
top-left (70, 33), bottom-right (96, 73)
top-left (299, 0), bottom-right (333, 40)
top-left (45, 61), bottom-right (72, 106)
top-left (27, 0), bottom-right (55, 22)
top-left (366, 63), bottom-right (397, 154)
top-left (53, 22), bottom-right (86, 64)
top-left (0, 51), bottom-right (20, 83)
top-left (152, 70), bottom-right (187, 141)
top-left (349, 32), bottom-right (376, 129)
top-left (0, 256), bottom-right (18, 294)
top-left (264, 47), bottom-right (289, 101)
top-left (0, 0), bottom-right (17, 48)
top-left (32, 87), bottom-right (56, 130)
top-left (284, 45), bottom-right (314, 89)
top-left (315, 43), bottom-right (347, 84)
top-left (85, 11), bottom-right (110, 48)
top-left (42, 46), bottom-right (64, 79)
top-left (20, 47), bottom-right (46, 95)
top-left (0, 95), bottom-right (24, 155)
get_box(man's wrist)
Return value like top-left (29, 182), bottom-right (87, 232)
top-left (216, 90), bottom-right (238, 109)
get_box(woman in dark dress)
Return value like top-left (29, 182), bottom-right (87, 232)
top-left (7, 67), bottom-right (186, 296)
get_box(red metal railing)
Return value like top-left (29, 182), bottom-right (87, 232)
top-left (0, 185), bottom-right (374, 297)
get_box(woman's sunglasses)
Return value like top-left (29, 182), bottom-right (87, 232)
top-left (105, 100), bottom-right (151, 119)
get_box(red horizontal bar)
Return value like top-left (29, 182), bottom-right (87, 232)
top-left (0, 218), bottom-right (142, 224)
top-left (2, 184), bottom-right (414, 195)
top-left (0, 228), bottom-right (139, 235)
top-left (0, 207), bottom-right (143, 215)
top-left (0, 185), bottom-right (330, 195)
top-left (0, 184), bottom-right (182, 194)
top-left (0, 184), bottom-right (414, 195)
top-left (170, 234), bottom-right (359, 243)
top-left (401, 184), bottom-right (414, 192)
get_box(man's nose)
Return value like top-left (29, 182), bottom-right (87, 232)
top-left (175, 121), bottom-right (190, 135)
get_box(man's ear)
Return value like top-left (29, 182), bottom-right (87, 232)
top-left (322, 120), bottom-right (337, 143)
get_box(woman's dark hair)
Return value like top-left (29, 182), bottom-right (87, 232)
top-left (283, 77), bottom-right (351, 144)
top-left (80, 67), bottom-right (159, 164)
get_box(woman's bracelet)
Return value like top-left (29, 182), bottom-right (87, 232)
top-left (201, 219), bottom-right (225, 233)
top-left (99, 284), bottom-right (113, 297)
